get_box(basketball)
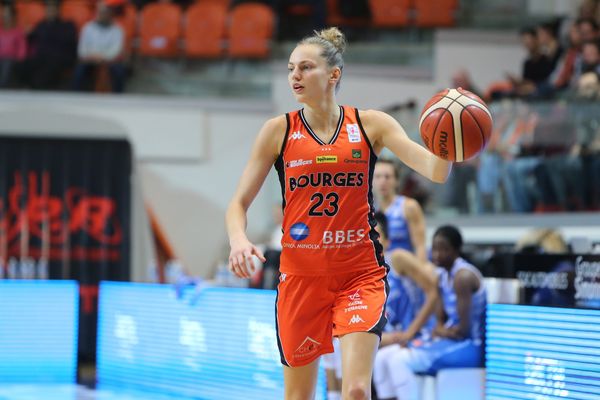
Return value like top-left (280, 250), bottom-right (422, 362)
top-left (419, 88), bottom-right (493, 162)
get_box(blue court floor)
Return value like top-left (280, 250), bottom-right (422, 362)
top-left (0, 384), bottom-right (193, 400)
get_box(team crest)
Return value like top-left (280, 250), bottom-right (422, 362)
top-left (347, 124), bottom-right (361, 143)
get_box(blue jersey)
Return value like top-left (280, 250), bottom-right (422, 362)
top-left (384, 196), bottom-right (413, 252)
top-left (384, 254), bottom-right (435, 339)
top-left (438, 257), bottom-right (487, 344)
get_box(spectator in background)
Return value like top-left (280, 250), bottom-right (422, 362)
top-left (510, 27), bottom-right (554, 98)
top-left (73, 2), bottom-right (125, 93)
top-left (537, 21), bottom-right (563, 74)
top-left (0, 5), bottom-right (26, 88)
top-left (553, 22), bottom-right (583, 91)
top-left (18, 1), bottom-right (77, 90)
top-left (574, 40), bottom-right (600, 98)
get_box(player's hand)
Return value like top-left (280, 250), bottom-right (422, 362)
top-left (393, 331), bottom-right (411, 347)
top-left (228, 236), bottom-right (266, 279)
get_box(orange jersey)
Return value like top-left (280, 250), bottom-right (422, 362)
top-left (274, 105), bottom-right (386, 275)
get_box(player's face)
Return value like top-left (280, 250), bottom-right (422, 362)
top-left (431, 234), bottom-right (457, 269)
top-left (373, 163), bottom-right (397, 198)
top-left (288, 44), bottom-right (333, 102)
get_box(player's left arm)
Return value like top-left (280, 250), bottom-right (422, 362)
top-left (404, 198), bottom-right (427, 262)
top-left (361, 109), bottom-right (452, 183)
top-left (450, 269), bottom-right (479, 339)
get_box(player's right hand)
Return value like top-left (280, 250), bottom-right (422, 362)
top-left (228, 236), bottom-right (266, 279)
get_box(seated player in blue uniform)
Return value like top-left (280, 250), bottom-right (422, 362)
top-left (373, 225), bottom-right (487, 400)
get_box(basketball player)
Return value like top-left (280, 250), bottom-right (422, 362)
top-left (373, 159), bottom-right (427, 261)
top-left (372, 211), bottom-right (438, 349)
top-left (226, 27), bottom-right (452, 399)
top-left (373, 226), bottom-right (486, 400)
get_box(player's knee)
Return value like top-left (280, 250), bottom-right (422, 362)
top-left (346, 381), bottom-right (370, 400)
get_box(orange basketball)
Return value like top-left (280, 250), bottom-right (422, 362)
top-left (419, 88), bottom-right (493, 162)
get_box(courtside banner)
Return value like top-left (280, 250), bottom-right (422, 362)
top-left (0, 136), bottom-right (132, 362)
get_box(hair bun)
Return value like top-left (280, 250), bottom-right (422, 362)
top-left (316, 27), bottom-right (347, 54)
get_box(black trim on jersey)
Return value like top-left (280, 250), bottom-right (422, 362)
top-left (274, 114), bottom-right (291, 213)
top-left (368, 275), bottom-right (390, 339)
top-left (274, 285), bottom-right (290, 366)
top-left (355, 108), bottom-right (376, 155)
top-left (299, 105), bottom-right (344, 146)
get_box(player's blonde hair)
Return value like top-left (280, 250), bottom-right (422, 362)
top-left (299, 27), bottom-right (347, 91)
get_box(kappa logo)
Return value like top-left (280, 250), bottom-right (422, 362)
top-left (349, 314), bottom-right (366, 325)
top-left (290, 131), bottom-right (306, 140)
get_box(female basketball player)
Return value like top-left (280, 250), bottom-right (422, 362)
top-left (373, 225), bottom-right (486, 400)
top-left (373, 159), bottom-right (427, 261)
top-left (226, 27), bottom-right (452, 400)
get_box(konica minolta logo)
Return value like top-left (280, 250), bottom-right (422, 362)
top-left (290, 222), bottom-right (310, 241)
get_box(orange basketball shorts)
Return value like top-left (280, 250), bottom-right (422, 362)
top-left (275, 266), bottom-right (389, 367)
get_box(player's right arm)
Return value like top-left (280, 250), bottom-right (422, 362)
top-left (226, 116), bottom-right (287, 279)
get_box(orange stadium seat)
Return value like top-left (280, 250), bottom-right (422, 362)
top-left (184, 2), bottom-right (227, 58)
top-left (414, 0), bottom-right (457, 27)
top-left (326, 0), bottom-right (369, 28)
top-left (114, 3), bottom-right (138, 57)
top-left (60, 0), bottom-right (94, 33)
top-left (0, 4), bottom-right (4, 29)
top-left (15, 1), bottom-right (46, 33)
top-left (139, 2), bottom-right (182, 57)
top-left (227, 3), bottom-right (275, 59)
top-left (369, 0), bottom-right (411, 28)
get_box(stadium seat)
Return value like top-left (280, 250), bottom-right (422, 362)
top-left (15, 1), bottom-right (46, 33)
top-left (414, 0), bottom-right (457, 27)
top-left (326, 0), bottom-right (370, 27)
top-left (60, 0), bottom-right (94, 33)
top-left (227, 3), bottom-right (275, 59)
top-left (139, 2), bottom-right (182, 58)
top-left (195, 0), bottom-right (231, 6)
top-left (369, 0), bottom-right (411, 28)
top-left (184, 1), bottom-right (227, 58)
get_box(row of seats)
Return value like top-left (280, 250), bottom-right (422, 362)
top-left (1, 0), bottom-right (276, 59)
top-left (369, 0), bottom-right (459, 28)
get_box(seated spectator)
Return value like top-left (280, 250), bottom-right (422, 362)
top-left (553, 22), bottom-right (583, 90)
top-left (20, 1), bottom-right (78, 90)
top-left (18, 1), bottom-right (77, 90)
top-left (574, 39), bottom-right (600, 99)
top-left (374, 226), bottom-right (486, 400)
top-left (72, 2), bottom-right (125, 93)
top-left (0, 5), bottom-right (26, 88)
top-left (488, 28), bottom-right (554, 100)
top-left (537, 20), bottom-right (563, 76)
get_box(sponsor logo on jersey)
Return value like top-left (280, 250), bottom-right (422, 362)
top-left (289, 222), bottom-right (310, 241)
top-left (349, 314), bottom-right (366, 324)
top-left (289, 172), bottom-right (364, 192)
top-left (316, 155), bottom-right (337, 164)
top-left (343, 149), bottom-right (367, 164)
top-left (286, 158), bottom-right (313, 168)
top-left (290, 131), bottom-right (306, 140)
top-left (347, 124), bottom-right (361, 143)
top-left (294, 336), bottom-right (321, 359)
top-left (322, 229), bottom-right (366, 245)
top-left (348, 290), bottom-right (361, 301)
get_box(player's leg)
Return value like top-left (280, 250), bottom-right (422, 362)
top-left (339, 331), bottom-right (380, 399)
top-left (276, 273), bottom-right (336, 399)
top-left (284, 359), bottom-right (321, 400)
top-left (333, 267), bottom-right (389, 399)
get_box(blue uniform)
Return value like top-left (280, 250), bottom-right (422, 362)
top-left (384, 196), bottom-right (413, 252)
top-left (383, 254), bottom-right (435, 340)
top-left (411, 257), bottom-right (486, 373)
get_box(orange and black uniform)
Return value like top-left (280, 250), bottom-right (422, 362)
top-left (273, 105), bottom-right (389, 367)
